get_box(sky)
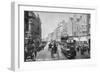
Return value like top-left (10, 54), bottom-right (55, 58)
top-left (34, 11), bottom-right (74, 39)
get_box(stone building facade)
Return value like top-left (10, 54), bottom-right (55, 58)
top-left (24, 11), bottom-right (42, 42)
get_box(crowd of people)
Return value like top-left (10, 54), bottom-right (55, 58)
top-left (76, 40), bottom-right (90, 57)
top-left (24, 37), bottom-right (90, 61)
top-left (48, 41), bottom-right (59, 59)
top-left (24, 37), bottom-right (44, 61)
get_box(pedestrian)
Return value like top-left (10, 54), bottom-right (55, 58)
top-left (48, 42), bottom-right (52, 51)
top-left (51, 42), bottom-right (58, 58)
top-left (31, 42), bottom-right (36, 61)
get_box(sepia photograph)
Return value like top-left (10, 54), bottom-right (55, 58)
top-left (24, 11), bottom-right (90, 62)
